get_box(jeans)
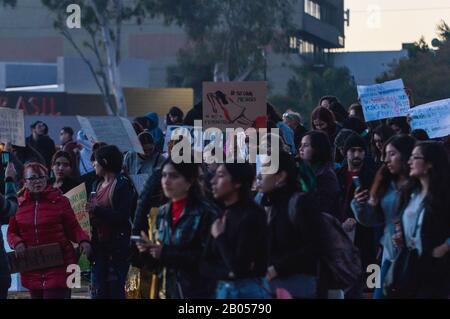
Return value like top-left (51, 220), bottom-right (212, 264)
top-left (373, 259), bottom-right (392, 299)
top-left (270, 274), bottom-right (317, 299)
top-left (91, 244), bottom-right (130, 299)
top-left (216, 278), bottom-right (272, 299)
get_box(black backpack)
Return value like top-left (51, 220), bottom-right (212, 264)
top-left (288, 192), bottom-right (362, 292)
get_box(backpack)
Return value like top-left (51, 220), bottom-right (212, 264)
top-left (288, 192), bottom-right (362, 292)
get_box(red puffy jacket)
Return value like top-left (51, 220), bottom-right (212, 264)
top-left (7, 186), bottom-right (89, 290)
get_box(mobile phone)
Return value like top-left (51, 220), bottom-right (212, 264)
top-left (131, 235), bottom-right (146, 243)
top-left (1, 151), bottom-right (10, 167)
top-left (352, 176), bottom-right (361, 189)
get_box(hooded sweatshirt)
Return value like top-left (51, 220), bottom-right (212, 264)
top-left (145, 112), bottom-right (164, 152)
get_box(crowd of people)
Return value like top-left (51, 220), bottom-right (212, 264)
top-left (0, 98), bottom-right (449, 300)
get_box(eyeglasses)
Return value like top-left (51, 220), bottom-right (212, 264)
top-left (410, 156), bottom-right (425, 161)
top-left (25, 176), bottom-right (47, 182)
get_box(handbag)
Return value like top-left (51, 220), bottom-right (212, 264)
top-left (384, 203), bottom-right (424, 298)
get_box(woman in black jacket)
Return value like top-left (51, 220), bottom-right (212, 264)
top-left (136, 159), bottom-right (217, 299)
top-left (87, 145), bottom-right (138, 299)
top-left (260, 151), bottom-right (323, 298)
top-left (201, 162), bottom-right (270, 299)
top-left (391, 141), bottom-right (450, 298)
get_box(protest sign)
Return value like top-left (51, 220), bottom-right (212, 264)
top-left (7, 243), bottom-right (64, 274)
top-left (357, 79), bottom-right (410, 122)
top-left (77, 116), bottom-right (144, 154)
top-left (0, 107), bottom-right (25, 146)
top-left (409, 98), bottom-right (450, 139)
top-left (203, 81), bottom-right (267, 130)
top-left (64, 183), bottom-right (91, 239)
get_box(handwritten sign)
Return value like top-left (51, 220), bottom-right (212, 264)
top-left (409, 98), bottom-right (450, 139)
top-left (64, 183), bottom-right (91, 239)
top-left (130, 174), bottom-right (150, 195)
top-left (203, 81), bottom-right (267, 130)
top-left (0, 107), bottom-right (25, 146)
top-left (357, 79), bottom-right (410, 122)
top-left (77, 116), bottom-right (144, 154)
top-left (7, 243), bottom-right (64, 274)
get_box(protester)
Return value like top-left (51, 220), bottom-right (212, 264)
top-left (259, 151), bottom-right (323, 299)
top-left (123, 132), bottom-right (164, 176)
top-left (410, 129), bottom-right (430, 141)
top-left (77, 130), bottom-right (94, 176)
top-left (370, 125), bottom-right (396, 168)
top-left (87, 145), bottom-right (137, 299)
top-left (201, 163), bottom-right (270, 299)
top-left (166, 107), bottom-right (184, 126)
top-left (50, 151), bottom-right (81, 194)
top-left (0, 163), bottom-right (17, 299)
top-left (352, 135), bottom-right (416, 299)
top-left (336, 134), bottom-right (378, 298)
top-left (267, 103), bottom-right (296, 155)
top-left (80, 142), bottom-right (107, 196)
top-left (145, 112), bottom-right (164, 152)
top-left (334, 129), bottom-right (359, 168)
top-left (7, 162), bottom-right (91, 299)
top-left (135, 159), bottom-right (217, 299)
top-left (59, 127), bottom-right (80, 154)
top-left (299, 131), bottom-right (341, 217)
top-left (311, 106), bottom-right (342, 146)
top-left (26, 121), bottom-right (56, 170)
top-left (282, 111), bottom-right (308, 152)
top-left (319, 96), bottom-right (348, 125)
top-left (348, 103), bottom-right (365, 123)
top-left (391, 141), bottom-right (450, 298)
top-left (387, 117), bottom-right (411, 135)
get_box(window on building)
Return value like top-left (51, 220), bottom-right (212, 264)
top-left (304, 0), bottom-right (321, 20)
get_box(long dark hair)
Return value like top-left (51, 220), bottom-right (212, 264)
top-left (398, 141), bottom-right (450, 218)
top-left (311, 106), bottom-right (337, 138)
top-left (370, 124), bottom-right (395, 162)
top-left (370, 135), bottom-right (416, 203)
top-left (223, 162), bottom-right (255, 203)
top-left (302, 130), bottom-right (333, 165)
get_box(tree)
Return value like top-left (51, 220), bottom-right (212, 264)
top-left (278, 65), bottom-right (357, 118)
top-left (377, 20), bottom-right (450, 106)
top-left (147, 0), bottom-right (298, 88)
top-left (41, 0), bottom-right (148, 116)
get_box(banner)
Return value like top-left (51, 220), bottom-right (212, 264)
top-left (0, 107), bottom-right (25, 147)
top-left (77, 116), bottom-right (144, 154)
top-left (357, 79), bottom-right (410, 122)
top-left (203, 81), bottom-right (267, 130)
top-left (64, 183), bottom-right (91, 239)
top-left (409, 98), bottom-right (450, 139)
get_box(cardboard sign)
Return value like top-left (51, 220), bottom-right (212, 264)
top-left (203, 81), bottom-right (267, 130)
top-left (7, 243), bottom-right (64, 274)
top-left (357, 79), bottom-right (410, 122)
top-left (410, 98), bottom-right (450, 139)
top-left (77, 116), bottom-right (144, 154)
top-left (64, 183), bottom-right (91, 239)
top-left (0, 107), bottom-right (25, 146)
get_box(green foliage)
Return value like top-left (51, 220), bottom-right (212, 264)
top-left (282, 65), bottom-right (358, 117)
top-left (155, 0), bottom-right (298, 89)
top-left (377, 20), bottom-right (450, 106)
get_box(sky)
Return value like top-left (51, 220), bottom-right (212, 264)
top-left (344, 0), bottom-right (450, 51)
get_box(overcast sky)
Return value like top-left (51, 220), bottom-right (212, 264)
top-left (344, 0), bottom-right (450, 51)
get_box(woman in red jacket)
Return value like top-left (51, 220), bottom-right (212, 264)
top-left (7, 162), bottom-right (91, 299)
